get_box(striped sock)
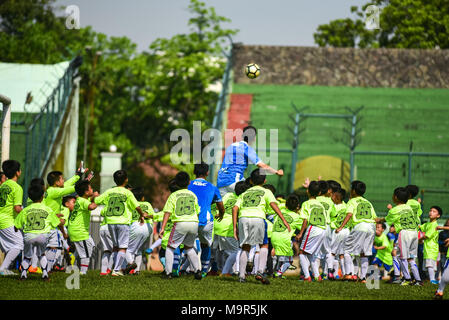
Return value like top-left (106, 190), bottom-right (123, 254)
top-left (201, 246), bottom-right (211, 274)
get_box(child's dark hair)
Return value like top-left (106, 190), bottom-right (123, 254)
top-left (75, 180), bottom-right (90, 197)
top-left (2, 160), bottom-right (21, 179)
top-left (62, 195), bottom-right (76, 207)
top-left (308, 181), bottom-right (320, 197)
top-left (276, 194), bottom-right (285, 199)
top-left (113, 170), bottom-right (128, 186)
top-left (327, 180), bottom-right (341, 193)
top-left (235, 181), bottom-right (249, 196)
top-left (168, 179), bottom-right (180, 193)
top-left (335, 188), bottom-right (346, 200)
top-left (318, 180), bottom-right (329, 196)
top-left (393, 187), bottom-right (409, 203)
top-left (377, 222), bottom-right (387, 230)
top-left (286, 194), bottom-right (300, 211)
top-left (250, 169), bottom-right (266, 186)
top-left (132, 187), bottom-right (145, 202)
top-left (30, 177), bottom-right (45, 187)
top-left (431, 205), bottom-right (443, 217)
top-left (242, 126), bottom-right (257, 143)
top-left (28, 184), bottom-right (44, 202)
top-left (351, 180), bottom-right (366, 196)
top-left (47, 171), bottom-right (63, 186)
top-left (263, 184), bottom-right (276, 195)
top-left (405, 185), bottom-right (419, 198)
top-left (193, 163), bottom-right (209, 177)
top-left (175, 171), bottom-right (190, 189)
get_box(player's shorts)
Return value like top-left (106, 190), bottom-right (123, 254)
top-left (344, 222), bottom-right (375, 256)
top-left (218, 181), bottom-right (238, 198)
top-left (23, 233), bottom-right (49, 258)
top-left (217, 235), bottom-right (239, 252)
top-left (167, 221), bottom-right (198, 249)
top-left (198, 221), bottom-right (214, 247)
top-left (128, 221), bottom-right (151, 255)
top-left (74, 237), bottom-right (95, 259)
top-left (0, 226), bottom-right (24, 252)
top-left (319, 225), bottom-right (333, 256)
top-left (398, 229), bottom-right (418, 259)
top-left (372, 257), bottom-right (392, 271)
top-left (108, 224), bottom-right (130, 249)
top-left (60, 227), bottom-right (69, 250)
top-left (238, 217), bottom-right (266, 247)
top-left (331, 228), bottom-right (350, 256)
top-left (100, 224), bottom-right (113, 252)
top-left (47, 229), bottom-right (62, 248)
top-left (424, 258), bottom-right (437, 270)
top-left (300, 225), bottom-right (326, 255)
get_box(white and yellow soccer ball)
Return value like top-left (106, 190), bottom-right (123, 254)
top-left (245, 63), bottom-right (260, 79)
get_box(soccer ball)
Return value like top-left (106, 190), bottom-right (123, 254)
top-left (245, 63), bottom-right (260, 79)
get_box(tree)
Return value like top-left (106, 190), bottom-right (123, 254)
top-left (314, 0), bottom-right (449, 49)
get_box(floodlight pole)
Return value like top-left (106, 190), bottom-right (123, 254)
top-left (0, 94), bottom-right (11, 164)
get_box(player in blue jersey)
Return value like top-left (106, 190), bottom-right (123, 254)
top-left (188, 163), bottom-right (225, 278)
top-left (217, 126), bottom-right (284, 197)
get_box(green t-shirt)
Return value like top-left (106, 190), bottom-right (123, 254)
top-left (235, 185), bottom-right (277, 219)
top-left (131, 201), bottom-right (155, 224)
top-left (331, 202), bottom-right (348, 230)
top-left (0, 179), bottom-right (23, 230)
top-left (162, 189), bottom-right (199, 223)
top-left (60, 206), bottom-right (70, 227)
top-left (43, 175), bottom-right (80, 214)
top-left (271, 208), bottom-right (303, 256)
top-left (407, 199), bottom-right (423, 223)
top-left (95, 186), bottom-right (140, 225)
top-left (67, 197), bottom-right (92, 242)
top-left (213, 192), bottom-right (238, 238)
top-left (299, 199), bottom-right (328, 230)
top-left (346, 196), bottom-right (377, 226)
top-left (316, 196), bottom-right (335, 227)
top-left (14, 202), bottom-right (60, 234)
top-left (420, 220), bottom-right (439, 261)
top-left (385, 204), bottom-right (418, 233)
top-left (374, 232), bottom-right (393, 265)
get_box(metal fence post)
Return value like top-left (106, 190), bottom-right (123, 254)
top-left (0, 95), bottom-right (11, 164)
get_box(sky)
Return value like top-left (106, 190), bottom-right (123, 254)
top-left (55, 0), bottom-right (367, 52)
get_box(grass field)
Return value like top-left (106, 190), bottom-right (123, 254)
top-left (0, 271), bottom-right (440, 300)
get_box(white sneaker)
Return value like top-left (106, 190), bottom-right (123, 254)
top-left (111, 270), bottom-right (124, 276)
top-left (0, 269), bottom-right (15, 276)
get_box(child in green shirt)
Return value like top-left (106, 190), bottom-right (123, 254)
top-left (420, 206), bottom-right (442, 285)
top-left (372, 222), bottom-right (393, 279)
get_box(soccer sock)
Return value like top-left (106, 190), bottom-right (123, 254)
top-left (400, 259), bottom-right (411, 280)
top-left (172, 247), bottom-right (181, 272)
top-left (437, 264), bottom-right (449, 293)
top-left (31, 251), bottom-right (38, 268)
top-left (54, 250), bottom-right (62, 266)
top-left (344, 253), bottom-right (353, 275)
top-left (125, 251), bottom-right (134, 265)
top-left (135, 255), bottom-right (143, 271)
top-left (165, 247), bottom-right (175, 275)
top-left (409, 259), bottom-right (421, 282)
top-left (108, 252), bottom-right (115, 271)
top-left (326, 253), bottom-right (335, 274)
top-left (56, 250), bottom-right (64, 266)
top-left (360, 257), bottom-right (369, 279)
top-left (253, 252), bottom-right (260, 274)
top-left (235, 249), bottom-right (241, 273)
top-left (311, 255), bottom-right (320, 278)
top-left (222, 251), bottom-right (238, 275)
top-left (333, 259), bottom-right (339, 275)
top-left (239, 250), bottom-right (249, 279)
top-left (299, 254), bottom-right (310, 278)
top-left (80, 258), bottom-right (89, 274)
top-left (272, 256), bottom-right (278, 271)
top-left (258, 247), bottom-right (268, 274)
top-left (101, 251), bottom-right (111, 273)
top-left (45, 248), bottom-right (57, 271)
top-left (339, 257), bottom-right (346, 275)
top-left (186, 247), bottom-right (200, 273)
top-left (393, 256), bottom-right (401, 276)
top-left (279, 261), bottom-right (291, 275)
top-left (114, 251), bottom-right (126, 272)
top-left (21, 257), bottom-right (31, 278)
top-left (40, 255), bottom-right (48, 278)
top-left (248, 246), bottom-right (256, 262)
top-left (150, 238), bottom-right (162, 251)
top-left (428, 266), bottom-right (436, 282)
top-left (0, 248), bottom-right (21, 271)
top-left (354, 256), bottom-right (360, 277)
top-left (200, 246), bottom-right (211, 274)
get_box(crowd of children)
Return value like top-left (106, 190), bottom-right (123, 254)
top-left (0, 159), bottom-right (448, 300)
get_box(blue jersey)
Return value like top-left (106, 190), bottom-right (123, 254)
top-left (387, 232), bottom-right (398, 244)
top-left (217, 141), bottom-right (261, 188)
top-left (188, 178), bottom-right (222, 226)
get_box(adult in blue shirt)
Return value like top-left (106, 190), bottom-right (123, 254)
top-left (217, 126), bottom-right (283, 197)
top-left (188, 163), bottom-right (225, 278)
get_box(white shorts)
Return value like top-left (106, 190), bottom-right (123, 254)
top-left (47, 229), bottom-right (62, 248)
top-left (425, 258), bottom-right (437, 270)
top-left (331, 228), bottom-right (350, 256)
top-left (217, 235), bottom-right (239, 252)
top-left (300, 225), bottom-right (326, 255)
top-left (167, 221), bottom-right (198, 249)
top-left (61, 227), bottom-right (69, 250)
top-left (74, 237), bottom-right (95, 259)
top-left (398, 229), bottom-right (418, 259)
top-left (218, 181), bottom-right (238, 197)
top-left (238, 217), bottom-right (266, 247)
top-left (0, 226), bottom-right (24, 251)
top-left (23, 233), bottom-right (49, 258)
top-left (128, 221), bottom-right (151, 255)
top-left (108, 224), bottom-right (130, 249)
top-left (344, 222), bottom-right (375, 256)
top-left (319, 225), bottom-right (333, 257)
top-left (100, 225), bottom-right (113, 252)
top-left (198, 221), bottom-right (214, 247)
